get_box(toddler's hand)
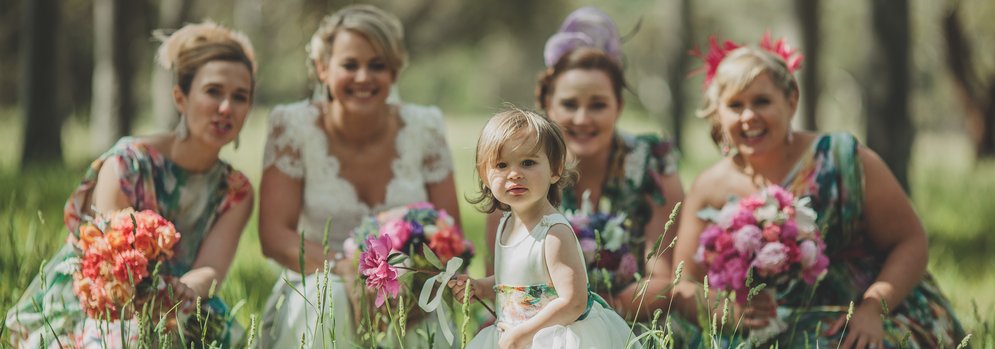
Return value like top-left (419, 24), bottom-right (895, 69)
top-left (447, 274), bottom-right (475, 302)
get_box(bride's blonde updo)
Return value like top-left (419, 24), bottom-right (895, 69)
top-left (307, 4), bottom-right (408, 78)
top-left (155, 21), bottom-right (257, 94)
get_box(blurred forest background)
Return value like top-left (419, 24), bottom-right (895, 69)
top-left (2, 0), bottom-right (995, 339)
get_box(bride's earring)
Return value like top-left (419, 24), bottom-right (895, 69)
top-left (313, 82), bottom-right (329, 103)
top-left (234, 134), bottom-right (240, 150)
top-left (176, 114), bottom-right (189, 140)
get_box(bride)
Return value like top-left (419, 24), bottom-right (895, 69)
top-left (256, 4), bottom-right (461, 348)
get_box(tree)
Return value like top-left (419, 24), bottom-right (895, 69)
top-left (151, 0), bottom-right (191, 131)
top-left (665, 0), bottom-right (693, 147)
top-left (90, 0), bottom-right (146, 154)
top-left (20, 0), bottom-right (64, 167)
top-left (863, 0), bottom-right (912, 191)
top-left (795, 0), bottom-right (821, 131)
top-left (942, 0), bottom-right (995, 159)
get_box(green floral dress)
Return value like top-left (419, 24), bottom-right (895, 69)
top-left (559, 132), bottom-right (678, 294)
top-left (4, 137), bottom-right (251, 348)
top-left (708, 132), bottom-right (966, 348)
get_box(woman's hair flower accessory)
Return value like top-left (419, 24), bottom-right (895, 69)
top-left (543, 7), bottom-right (623, 67)
top-left (690, 32), bottom-right (804, 88)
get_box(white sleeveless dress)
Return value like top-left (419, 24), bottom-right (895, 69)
top-left (258, 101), bottom-right (455, 348)
top-left (467, 213), bottom-right (641, 349)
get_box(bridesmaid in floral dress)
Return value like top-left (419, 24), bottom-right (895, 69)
top-left (672, 38), bottom-right (966, 348)
top-left (5, 22), bottom-right (256, 348)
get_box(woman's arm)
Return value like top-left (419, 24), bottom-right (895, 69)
top-left (181, 188), bottom-right (253, 298)
top-left (501, 225), bottom-right (589, 348)
top-left (91, 158), bottom-right (132, 213)
top-left (612, 172), bottom-right (684, 321)
top-left (426, 173), bottom-right (462, 227)
top-left (670, 173), bottom-right (712, 321)
top-left (833, 147), bottom-right (930, 349)
top-left (258, 167), bottom-right (335, 274)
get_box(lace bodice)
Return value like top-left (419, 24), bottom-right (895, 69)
top-left (263, 101), bottom-right (453, 251)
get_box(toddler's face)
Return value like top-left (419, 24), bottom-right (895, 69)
top-left (484, 132), bottom-right (560, 210)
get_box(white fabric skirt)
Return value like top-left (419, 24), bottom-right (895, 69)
top-left (466, 302), bottom-right (641, 349)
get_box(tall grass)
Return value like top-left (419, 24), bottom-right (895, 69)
top-left (1, 114), bottom-right (993, 347)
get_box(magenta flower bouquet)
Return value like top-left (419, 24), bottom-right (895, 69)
top-left (694, 185), bottom-right (829, 303)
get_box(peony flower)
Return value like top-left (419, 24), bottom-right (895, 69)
top-left (381, 220), bottom-right (411, 251)
top-left (358, 235), bottom-right (399, 308)
top-left (699, 225), bottom-right (724, 248)
top-left (580, 238), bottom-right (598, 262)
top-left (618, 253), bottom-right (639, 278)
top-left (428, 226), bottom-right (467, 264)
top-left (753, 242), bottom-right (789, 276)
top-left (715, 203), bottom-right (738, 230)
top-left (762, 224), bottom-right (781, 242)
top-left (732, 225), bottom-right (763, 255)
top-left (104, 279), bottom-right (134, 306)
top-left (799, 240), bottom-right (818, 269)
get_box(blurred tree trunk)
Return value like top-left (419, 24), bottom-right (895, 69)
top-left (864, 0), bottom-right (912, 191)
top-left (0, 0), bottom-right (20, 107)
top-left (666, 0), bottom-right (692, 146)
top-left (152, 0), bottom-right (191, 131)
top-left (942, 0), bottom-right (995, 159)
top-left (795, 0), bottom-right (820, 131)
top-left (20, 0), bottom-right (64, 167)
top-left (90, 0), bottom-right (144, 154)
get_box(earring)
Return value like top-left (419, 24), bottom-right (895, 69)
top-left (176, 114), bottom-right (189, 140)
top-left (234, 135), bottom-right (240, 150)
top-left (786, 130), bottom-right (794, 144)
top-left (312, 83), bottom-right (329, 103)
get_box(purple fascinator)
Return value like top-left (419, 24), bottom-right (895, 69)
top-left (543, 7), bottom-right (623, 67)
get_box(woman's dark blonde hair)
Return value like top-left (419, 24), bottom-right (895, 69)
top-left (469, 107), bottom-right (576, 213)
top-left (697, 47), bottom-right (799, 147)
top-left (155, 21), bottom-right (257, 95)
top-left (307, 4), bottom-right (408, 79)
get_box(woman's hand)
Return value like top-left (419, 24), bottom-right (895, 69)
top-left (733, 290), bottom-right (777, 330)
top-left (162, 277), bottom-right (199, 313)
top-left (497, 322), bottom-right (527, 349)
top-left (827, 301), bottom-right (885, 349)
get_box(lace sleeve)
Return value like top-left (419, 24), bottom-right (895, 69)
top-left (418, 106), bottom-right (454, 183)
top-left (262, 103), bottom-right (306, 179)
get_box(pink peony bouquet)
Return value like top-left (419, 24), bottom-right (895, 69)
top-left (694, 185), bottom-right (829, 304)
top-left (68, 208), bottom-right (180, 320)
top-left (346, 202), bottom-right (474, 307)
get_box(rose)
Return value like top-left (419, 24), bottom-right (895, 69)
top-left (77, 224), bottom-right (103, 251)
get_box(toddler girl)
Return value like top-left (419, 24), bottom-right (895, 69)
top-left (451, 107), bottom-right (640, 348)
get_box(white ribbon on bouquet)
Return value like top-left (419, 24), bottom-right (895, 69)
top-left (418, 256), bottom-right (464, 345)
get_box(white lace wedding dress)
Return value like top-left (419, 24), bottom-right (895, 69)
top-left (258, 100), bottom-right (455, 348)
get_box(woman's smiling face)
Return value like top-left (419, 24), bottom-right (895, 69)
top-left (545, 69), bottom-right (621, 159)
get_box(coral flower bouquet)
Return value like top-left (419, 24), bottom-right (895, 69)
top-left (66, 208), bottom-right (180, 321)
top-left (694, 185), bottom-right (829, 341)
